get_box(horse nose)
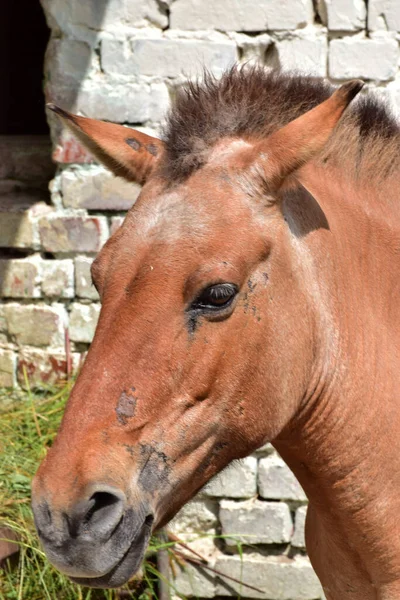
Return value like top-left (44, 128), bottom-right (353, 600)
top-left (33, 485), bottom-right (126, 545)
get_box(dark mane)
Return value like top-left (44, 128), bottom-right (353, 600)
top-left (162, 65), bottom-right (400, 182)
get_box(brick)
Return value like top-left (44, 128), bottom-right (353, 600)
top-left (172, 561), bottom-right (216, 598)
top-left (292, 505), bottom-right (307, 548)
top-left (215, 554), bottom-right (323, 599)
top-left (0, 136), bottom-right (55, 184)
top-left (170, 499), bottom-right (219, 535)
top-left (102, 38), bottom-right (237, 78)
top-left (275, 32), bottom-right (328, 76)
top-left (41, 0), bottom-right (168, 33)
top-left (170, 0), bottom-right (314, 31)
top-left (110, 216), bottom-right (125, 235)
top-left (0, 195), bottom-right (52, 250)
top-left (75, 257), bottom-right (99, 300)
top-left (325, 0), bottom-right (366, 31)
top-left (124, 0), bottom-right (168, 28)
top-left (0, 349), bottom-right (17, 388)
top-left (69, 303), bottom-right (101, 343)
top-left (231, 33), bottom-right (272, 62)
top-left (258, 455), bottom-right (306, 501)
top-left (77, 81), bottom-right (170, 124)
top-left (203, 457), bottom-right (257, 498)
top-left (17, 347), bottom-right (80, 388)
top-left (220, 499), bottom-right (292, 547)
top-left (4, 304), bottom-right (67, 348)
top-left (329, 37), bottom-right (399, 81)
top-left (61, 166), bottom-right (141, 211)
top-left (0, 256), bottom-right (41, 298)
top-left (53, 130), bottom-right (94, 165)
top-left (169, 498), bottom-right (219, 564)
top-left (41, 260), bottom-right (74, 298)
top-left (368, 0), bottom-right (400, 31)
top-left (39, 214), bottom-right (109, 254)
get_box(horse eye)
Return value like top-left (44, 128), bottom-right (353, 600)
top-left (192, 283), bottom-right (238, 311)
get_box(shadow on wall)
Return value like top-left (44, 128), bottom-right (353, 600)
top-left (40, 0), bottom-right (111, 151)
top-left (0, 0), bottom-right (109, 386)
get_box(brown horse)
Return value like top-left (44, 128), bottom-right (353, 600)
top-left (32, 67), bottom-right (400, 599)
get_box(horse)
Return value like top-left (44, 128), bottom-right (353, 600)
top-left (31, 66), bottom-right (400, 600)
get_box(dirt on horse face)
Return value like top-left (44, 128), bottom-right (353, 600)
top-left (32, 67), bottom-right (400, 598)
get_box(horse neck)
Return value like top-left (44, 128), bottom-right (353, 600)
top-left (275, 164), bottom-right (400, 583)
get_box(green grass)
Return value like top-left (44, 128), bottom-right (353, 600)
top-left (0, 382), bottom-right (257, 600)
top-left (0, 383), bottom-right (161, 600)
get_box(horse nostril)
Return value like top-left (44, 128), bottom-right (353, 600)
top-left (84, 492), bottom-right (122, 529)
top-left (144, 514), bottom-right (154, 527)
top-left (69, 486), bottom-right (126, 541)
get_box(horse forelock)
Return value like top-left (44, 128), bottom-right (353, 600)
top-left (161, 65), bottom-right (400, 185)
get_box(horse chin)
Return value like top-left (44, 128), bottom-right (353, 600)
top-left (69, 516), bottom-right (153, 589)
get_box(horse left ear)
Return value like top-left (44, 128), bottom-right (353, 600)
top-left (252, 79), bottom-right (364, 190)
top-left (47, 104), bottom-right (164, 184)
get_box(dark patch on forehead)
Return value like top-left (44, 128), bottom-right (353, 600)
top-left (116, 388), bottom-right (137, 425)
top-left (146, 143), bottom-right (158, 157)
top-left (138, 444), bottom-right (172, 494)
top-left (126, 137), bottom-right (142, 151)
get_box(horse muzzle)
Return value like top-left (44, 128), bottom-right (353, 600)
top-left (32, 483), bottom-right (154, 588)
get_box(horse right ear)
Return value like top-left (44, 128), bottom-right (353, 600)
top-left (236, 80), bottom-right (363, 192)
top-left (47, 105), bottom-right (164, 185)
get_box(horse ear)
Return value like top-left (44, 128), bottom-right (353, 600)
top-left (47, 105), bottom-right (164, 184)
top-left (252, 79), bottom-right (364, 190)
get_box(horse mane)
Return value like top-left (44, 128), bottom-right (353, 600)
top-left (162, 65), bottom-right (400, 183)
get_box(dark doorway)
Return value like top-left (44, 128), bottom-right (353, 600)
top-left (0, 1), bottom-right (54, 258)
top-left (0, 1), bottom-right (50, 135)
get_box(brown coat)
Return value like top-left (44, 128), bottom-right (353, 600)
top-left (32, 67), bottom-right (399, 599)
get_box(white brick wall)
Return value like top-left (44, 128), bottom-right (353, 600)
top-left (220, 499), bottom-right (293, 545)
top-left (368, 0), bottom-right (400, 31)
top-left (329, 37), bottom-right (399, 81)
top-left (203, 457), bottom-right (258, 498)
top-left (69, 303), bottom-right (101, 343)
top-left (274, 31), bottom-right (328, 76)
top-left (325, 0), bottom-right (366, 31)
top-left (258, 454), bottom-right (307, 501)
top-left (215, 555), bottom-right (323, 599)
top-left (170, 0), bottom-right (314, 32)
top-left (102, 38), bottom-right (237, 78)
top-left (77, 81), bottom-right (170, 123)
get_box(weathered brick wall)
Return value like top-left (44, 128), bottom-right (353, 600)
top-left (168, 447), bottom-right (320, 599)
top-left (1, 0), bottom-right (400, 597)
